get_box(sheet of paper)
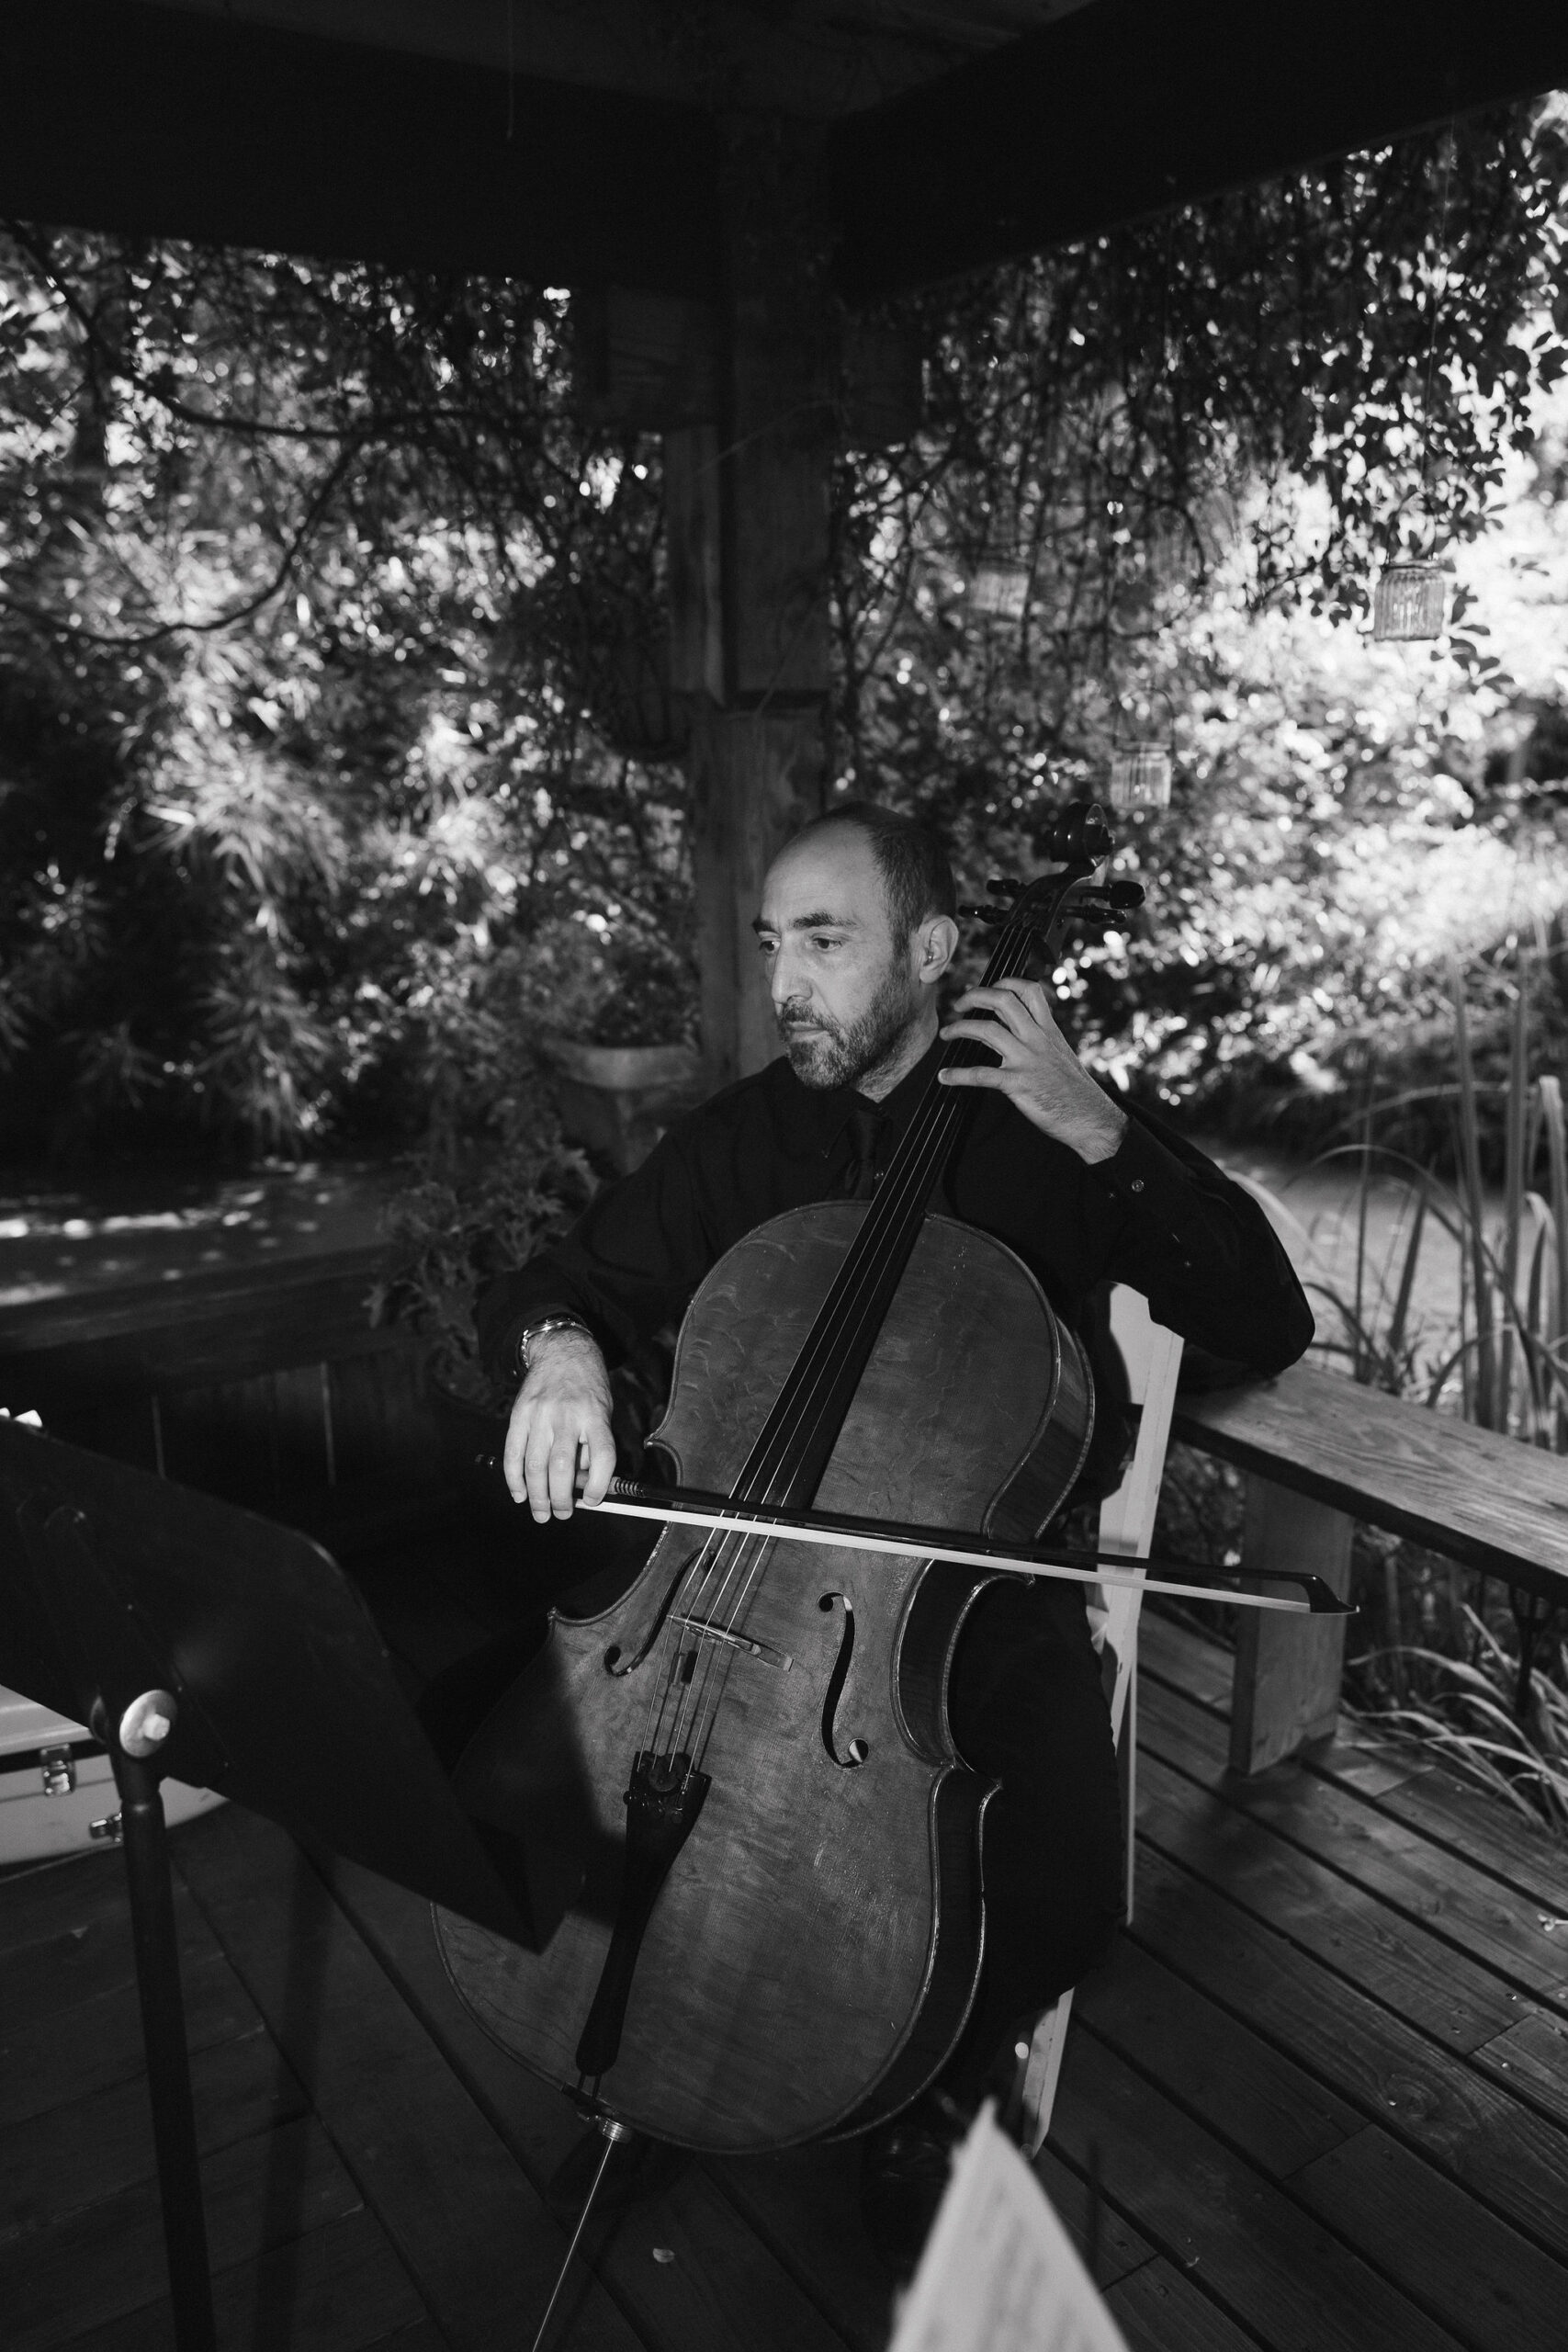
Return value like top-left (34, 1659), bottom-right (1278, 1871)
top-left (888, 2103), bottom-right (1130, 2352)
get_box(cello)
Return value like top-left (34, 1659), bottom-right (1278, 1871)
top-left (436, 805), bottom-right (1137, 2154)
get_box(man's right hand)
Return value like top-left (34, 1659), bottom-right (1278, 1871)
top-left (502, 1328), bottom-right (616, 1523)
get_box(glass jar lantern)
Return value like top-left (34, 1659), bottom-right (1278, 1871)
top-left (1107, 741), bottom-right (1174, 812)
top-left (1371, 560), bottom-right (1448, 642)
top-left (969, 557), bottom-right (1031, 621)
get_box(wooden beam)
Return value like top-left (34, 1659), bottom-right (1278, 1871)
top-left (829, 0), bottom-right (1568, 300)
top-left (674, 120), bottom-right (833, 1092)
top-left (0, 0), bottom-right (719, 296)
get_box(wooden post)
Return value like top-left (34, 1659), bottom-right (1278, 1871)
top-left (1229, 1475), bottom-right (1355, 1775)
top-left (666, 117), bottom-right (832, 1090)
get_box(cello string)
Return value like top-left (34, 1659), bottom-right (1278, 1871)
top-left (667, 1528), bottom-right (774, 1768)
top-left (661, 1527), bottom-right (753, 1756)
top-left (638, 1525), bottom-right (738, 1755)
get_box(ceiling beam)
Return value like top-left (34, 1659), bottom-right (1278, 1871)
top-left (0, 0), bottom-right (720, 296)
top-left (829, 0), bottom-right (1568, 300)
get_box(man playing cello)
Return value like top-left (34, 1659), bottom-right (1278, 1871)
top-left (476, 802), bottom-right (1313, 2264)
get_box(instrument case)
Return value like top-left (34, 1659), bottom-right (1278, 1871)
top-left (0, 1683), bottom-right (222, 1866)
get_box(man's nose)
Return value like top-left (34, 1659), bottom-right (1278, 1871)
top-left (769, 945), bottom-right (802, 1007)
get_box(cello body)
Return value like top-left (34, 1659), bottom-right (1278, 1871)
top-left (436, 1203), bottom-right (1092, 2153)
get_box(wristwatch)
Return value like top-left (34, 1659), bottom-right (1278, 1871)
top-left (515, 1315), bottom-right (593, 1378)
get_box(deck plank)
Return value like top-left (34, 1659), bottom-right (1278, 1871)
top-left (51, 2206), bottom-right (428, 2352)
top-left (1134, 1747), bottom-right (1527, 2050)
top-left (1141, 1595), bottom-right (1568, 1914)
top-left (0, 2023), bottom-right (304, 2243)
top-left (1135, 1673), bottom-right (1568, 2010)
top-left (1319, 1753), bottom-right (1568, 1917)
top-left (173, 1805), bottom-right (644, 2352)
top-left (709, 2140), bottom-right (895, 2352)
top-left (0, 2115), bottom-right (363, 2352)
top-left (0, 1854), bottom-right (220, 1997)
top-left (0, 1942), bottom-right (265, 2127)
top-left (1473, 2008), bottom-right (1568, 2130)
top-left (1126, 1845), bottom-right (1568, 2258)
top-left (1074, 1938), bottom-right (1363, 2177)
top-left (1292, 2124), bottom-right (1568, 2352)
top-left (1105, 2256), bottom-right (1270, 2352)
top-left (1048, 2030), bottom-right (1467, 2352)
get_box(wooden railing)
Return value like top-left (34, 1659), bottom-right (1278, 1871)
top-left (1175, 1362), bottom-right (1568, 1773)
top-left (0, 1247), bottom-right (450, 1542)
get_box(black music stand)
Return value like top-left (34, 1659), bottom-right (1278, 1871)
top-left (0, 1418), bottom-right (551, 2352)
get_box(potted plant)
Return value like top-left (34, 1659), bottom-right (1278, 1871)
top-left (536, 930), bottom-right (705, 1174)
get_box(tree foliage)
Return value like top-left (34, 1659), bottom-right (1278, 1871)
top-left (0, 97), bottom-right (1563, 1161)
top-left (0, 240), bottom-right (690, 1157)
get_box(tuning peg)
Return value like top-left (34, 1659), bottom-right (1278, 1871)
top-left (1107, 880), bottom-right (1145, 910)
top-left (1039, 801), bottom-right (1114, 865)
top-left (986, 876), bottom-right (1020, 899)
top-left (958, 903), bottom-right (1006, 924)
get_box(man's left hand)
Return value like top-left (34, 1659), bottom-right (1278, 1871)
top-left (938, 978), bottom-right (1127, 1165)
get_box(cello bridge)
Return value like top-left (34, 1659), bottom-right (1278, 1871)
top-left (669, 1612), bottom-right (792, 1671)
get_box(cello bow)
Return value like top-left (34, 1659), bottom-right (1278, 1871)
top-left (581, 1474), bottom-right (1352, 1615)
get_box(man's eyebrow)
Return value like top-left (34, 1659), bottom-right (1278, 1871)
top-left (750, 908), bottom-right (861, 934)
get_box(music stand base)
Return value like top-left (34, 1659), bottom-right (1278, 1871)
top-left (110, 1736), bottom-right (219, 2352)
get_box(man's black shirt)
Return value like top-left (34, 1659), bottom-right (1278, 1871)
top-left (477, 1039), bottom-right (1314, 1493)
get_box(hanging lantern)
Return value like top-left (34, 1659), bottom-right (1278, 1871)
top-left (1371, 560), bottom-right (1448, 642)
top-left (969, 556), bottom-right (1032, 621)
top-left (1107, 741), bottom-right (1174, 812)
top-left (1107, 691), bottom-right (1176, 812)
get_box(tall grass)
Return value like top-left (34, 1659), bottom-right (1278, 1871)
top-left (1301, 950), bottom-right (1568, 1831)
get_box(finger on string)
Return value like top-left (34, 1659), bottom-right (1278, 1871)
top-left (951, 986), bottom-right (1031, 1036)
top-left (941, 1013), bottom-right (1020, 1050)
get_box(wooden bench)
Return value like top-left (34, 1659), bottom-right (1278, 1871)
top-left (1175, 1360), bottom-right (1568, 1773)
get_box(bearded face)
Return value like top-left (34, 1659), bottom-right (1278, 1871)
top-left (775, 946), bottom-right (923, 1091)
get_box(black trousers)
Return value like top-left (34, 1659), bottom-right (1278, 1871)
top-left (941, 1574), bottom-right (1123, 2101)
top-left (420, 1559), bottom-right (1123, 2109)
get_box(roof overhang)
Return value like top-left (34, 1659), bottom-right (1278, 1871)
top-left (2, 1), bottom-right (1564, 300)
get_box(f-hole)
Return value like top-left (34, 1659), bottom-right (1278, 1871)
top-left (818, 1593), bottom-right (869, 1768)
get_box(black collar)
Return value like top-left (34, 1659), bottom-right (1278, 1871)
top-left (791, 1034), bottom-right (947, 1161)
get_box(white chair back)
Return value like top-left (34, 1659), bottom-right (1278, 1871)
top-left (1014, 1285), bottom-right (1184, 2154)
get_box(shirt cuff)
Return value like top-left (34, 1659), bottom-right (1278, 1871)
top-left (1092, 1116), bottom-right (1220, 1277)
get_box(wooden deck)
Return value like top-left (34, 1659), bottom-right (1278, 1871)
top-left (6, 1601), bottom-right (1568, 2352)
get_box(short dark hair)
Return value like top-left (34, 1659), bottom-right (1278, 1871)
top-left (790, 802), bottom-right (956, 940)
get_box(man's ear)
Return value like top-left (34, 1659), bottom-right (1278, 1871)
top-left (916, 914), bottom-right (960, 985)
